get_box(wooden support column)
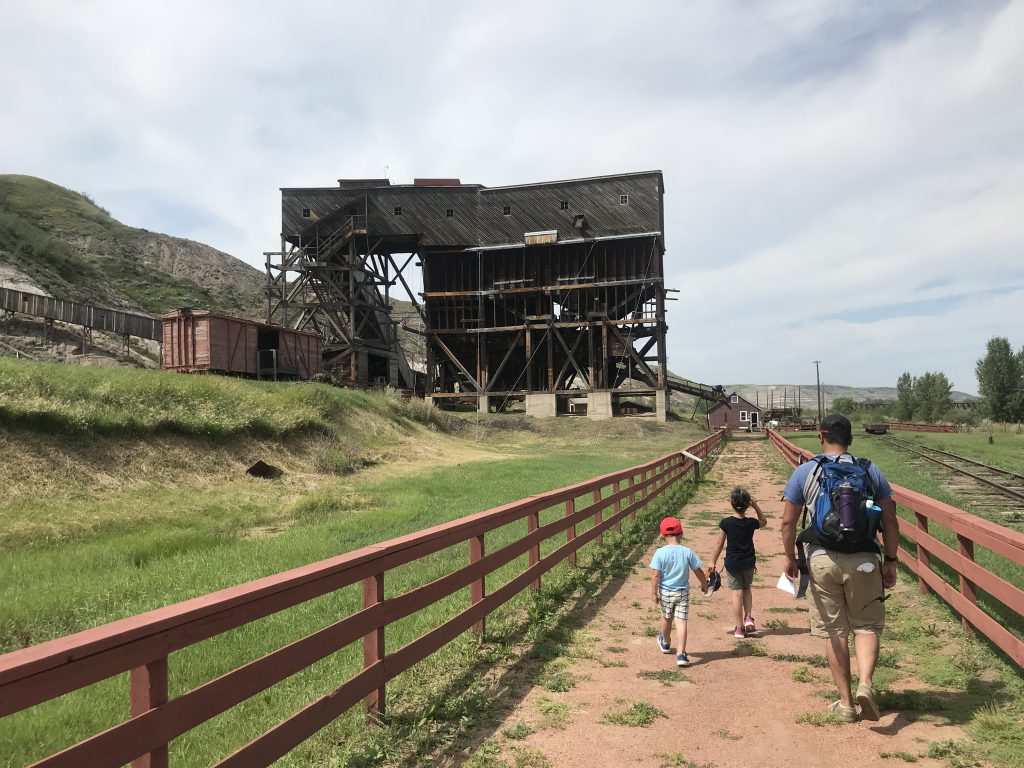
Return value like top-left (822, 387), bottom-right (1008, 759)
top-left (593, 488), bottom-right (603, 545)
top-left (528, 507), bottom-right (541, 591)
top-left (601, 323), bottom-right (609, 389)
top-left (957, 534), bottom-right (977, 634)
top-left (470, 534), bottom-right (486, 638)
top-left (547, 326), bottom-right (554, 390)
top-left (130, 658), bottom-right (168, 768)
top-left (915, 513), bottom-right (930, 596)
top-left (613, 479), bottom-right (622, 533)
top-left (628, 475), bottom-right (637, 518)
top-left (566, 497), bottom-right (577, 565)
top-left (525, 328), bottom-right (533, 391)
top-left (363, 573), bottom-right (385, 718)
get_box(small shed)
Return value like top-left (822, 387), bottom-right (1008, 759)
top-left (161, 309), bottom-right (322, 380)
top-left (707, 392), bottom-right (763, 431)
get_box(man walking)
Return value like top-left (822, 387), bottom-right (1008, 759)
top-left (781, 415), bottom-right (899, 722)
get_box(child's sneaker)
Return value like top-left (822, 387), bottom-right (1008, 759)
top-left (733, 627), bottom-right (746, 638)
top-left (676, 652), bottom-right (691, 667)
top-left (744, 616), bottom-right (756, 634)
top-left (656, 632), bottom-right (672, 654)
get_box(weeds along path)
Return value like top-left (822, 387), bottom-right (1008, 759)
top-left (466, 437), bottom-right (1005, 768)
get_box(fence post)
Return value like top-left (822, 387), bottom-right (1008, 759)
top-left (956, 533), bottom-right (977, 634)
top-left (914, 513), bottom-right (930, 596)
top-left (628, 475), bottom-right (637, 518)
top-left (613, 479), bottom-right (622, 533)
top-left (470, 534), bottom-right (486, 638)
top-left (363, 573), bottom-right (385, 718)
top-left (593, 488), bottom-right (603, 545)
top-left (130, 658), bottom-right (168, 768)
top-left (528, 507), bottom-right (541, 591)
top-left (566, 497), bottom-right (577, 566)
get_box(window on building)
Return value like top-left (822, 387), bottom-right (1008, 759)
top-left (446, 208), bottom-right (454, 218)
top-left (731, 395), bottom-right (739, 404)
top-left (503, 206), bottom-right (511, 216)
top-left (560, 201), bottom-right (569, 210)
top-left (740, 410), bottom-right (748, 422)
top-left (301, 208), bottom-right (311, 218)
top-left (619, 194), bottom-right (629, 205)
top-left (394, 206), bottom-right (402, 216)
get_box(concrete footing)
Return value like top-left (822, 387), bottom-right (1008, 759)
top-left (477, 395), bottom-right (490, 414)
top-left (525, 392), bottom-right (557, 418)
top-left (656, 389), bottom-right (669, 422)
top-left (587, 391), bottom-right (613, 420)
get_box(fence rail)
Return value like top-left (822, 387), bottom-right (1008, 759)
top-left (889, 422), bottom-right (957, 433)
top-left (0, 430), bottom-right (724, 768)
top-left (765, 429), bottom-right (1024, 669)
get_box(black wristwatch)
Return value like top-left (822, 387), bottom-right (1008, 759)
top-left (884, 555), bottom-right (898, 563)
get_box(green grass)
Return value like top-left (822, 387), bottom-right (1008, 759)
top-left (502, 722), bottom-right (535, 740)
top-left (636, 669), bottom-right (690, 686)
top-left (731, 641), bottom-right (768, 657)
top-left (795, 711), bottom-right (848, 727)
top-left (791, 665), bottom-right (817, 683)
top-left (763, 618), bottom-right (789, 630)
top-left (0, 401), bottom-right (710, 768)
top-left (535, 697), bottom-right (573, 729)
top-left (0, 357), bottom-right (450, 439)
top-left (880, 751), bottom-right (919, 762)
top-left (601, 699), bottom-right (667, 727)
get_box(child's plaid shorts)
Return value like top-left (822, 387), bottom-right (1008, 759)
top-left (658, 587), bottom-right (690, 620)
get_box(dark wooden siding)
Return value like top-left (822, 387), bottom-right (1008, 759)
top-left (281, 172), bottom-right (663, 249)
top-left (708, 395), bottom-right (762, 431)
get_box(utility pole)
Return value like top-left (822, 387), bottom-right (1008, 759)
top-left (813, 360), bottom-right (823, 417)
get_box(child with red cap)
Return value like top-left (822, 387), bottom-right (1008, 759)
top-left (649, 516), bottom-right (710, 666)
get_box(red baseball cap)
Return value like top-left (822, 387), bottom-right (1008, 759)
top-left (660, 517), bottom-right (682, 536)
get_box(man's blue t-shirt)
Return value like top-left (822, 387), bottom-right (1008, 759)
top-left (649, 544), bottom-right (702, 591)
top-left (782, 453), bottom-right (893, 507)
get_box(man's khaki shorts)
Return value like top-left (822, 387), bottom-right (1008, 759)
top-left (807, 552), bottom-right (886, 638)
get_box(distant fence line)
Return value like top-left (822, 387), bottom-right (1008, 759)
top-left (0, 431), bottom-right (725, 767)
top-left (766, 429), bottom-right (1024, 669)
top-left (0, 286), bottom-right (161, 342)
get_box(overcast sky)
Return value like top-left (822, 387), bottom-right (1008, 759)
top-left (3, 0), bottom-right (1022, 394)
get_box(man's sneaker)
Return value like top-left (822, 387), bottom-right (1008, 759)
top-left (856, 684), bottom-right (880, 721)
top-left (744, 616), bottom-right (756, 634)
top-left (676, 652), bottom-right (691, 667)
top-left (656, 632), bottom-right (672, 654)
top-left (827, 700), bottom-right (858, 723)
top-left (733, 627), bottom-right (746, 638)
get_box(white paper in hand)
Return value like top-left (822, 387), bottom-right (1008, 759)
top-left (776, 572), bottom-right (797, 596)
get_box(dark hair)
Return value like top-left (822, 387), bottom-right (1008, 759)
top-left (730, 487), bottom-right (751, 513)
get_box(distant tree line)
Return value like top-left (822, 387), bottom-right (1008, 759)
top-left (976, 336), bottom-right (1024, 422)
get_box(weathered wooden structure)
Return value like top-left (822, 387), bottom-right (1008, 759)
top-left (708, 392), bottom-right (763, 431)
top-left (161, 309), bottom-right (321, 380)
top-left (0, 286), bottom-right (161, 341)
top-left (268, 172), bottom-right (671, 419)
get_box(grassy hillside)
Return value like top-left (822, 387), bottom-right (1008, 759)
top-left (728, 383), bottom-right (978, 406)
top-left (0, 175), bottom-right (265, 315)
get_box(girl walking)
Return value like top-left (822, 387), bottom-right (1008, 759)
top-left (707, 487), bottom-right (768, 637)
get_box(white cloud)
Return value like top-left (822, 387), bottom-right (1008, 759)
top-left (1, 0), bottom-right (1021, 393)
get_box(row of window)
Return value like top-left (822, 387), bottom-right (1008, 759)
top-left (299, 195), bottom-right (631, 220)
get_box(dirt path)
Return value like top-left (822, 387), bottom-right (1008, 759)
top-left (478, 437), bottom-right (964, 768)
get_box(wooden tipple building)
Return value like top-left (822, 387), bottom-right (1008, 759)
top-left (268, 172), bottom-right (671, 419)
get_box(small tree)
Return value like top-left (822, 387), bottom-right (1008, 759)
top-left (914, 371), bottom-right (953, 422)
top-left (975, 337), bottom-right (1022, 422)
top-left (896, 372), bottom-right (915, 421)
top-left (831, 396), bottom-right (857, 415)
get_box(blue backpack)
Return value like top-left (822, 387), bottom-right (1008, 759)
top-left (802, 455), bottom-right (882, 549)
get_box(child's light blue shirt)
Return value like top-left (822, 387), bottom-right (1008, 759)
top-left (649, 544), bottom-right (702, 591)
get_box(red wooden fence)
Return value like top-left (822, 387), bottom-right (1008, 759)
top-left (0, 431), bottom-right (724, 768)
top-left (890, 422), bottom-right (957, 433)
top-left (766, 429), bottom-right (1024, 668)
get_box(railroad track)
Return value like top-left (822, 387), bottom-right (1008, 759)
top-left (873, 434), bottom-right (1024, 526)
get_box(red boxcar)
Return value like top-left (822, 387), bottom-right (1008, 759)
top-left (161, 309), bottom-right (322, 380)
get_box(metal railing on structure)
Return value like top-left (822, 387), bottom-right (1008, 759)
top-left (765, 429), bottom-right (1024, 669)
top-left (0, 431), bottom-right (724, 768)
